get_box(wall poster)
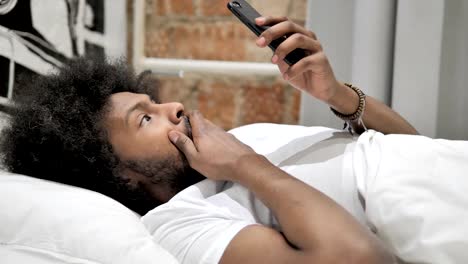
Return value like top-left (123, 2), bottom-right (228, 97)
top-left (0, 0), bottom-right (127, 104)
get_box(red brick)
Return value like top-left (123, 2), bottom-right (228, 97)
top-left (198, 81), bottom-right (237, 130)
top-left (145, 10), bottom-right (269, 61)
top-left (145, 29), bottom-right (170, 57)
top-left (171, 0), bottom-right (195, 15)
top-left (241, 83), bottom-right (285, 124)
top-left (170, 23), bottom-right (203, 59)
top-left (200, 0), bottom-right (231, 16)
top-left (206, 22), bottom-right (248, 61)
top-left (156, 77), bottom-right (198, 111)
top-left (164, 22), bottom-right (248, 61)
top-left (154, 0), bottom-right (169, 16)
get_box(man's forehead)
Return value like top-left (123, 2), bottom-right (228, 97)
top-left (109, 92), bottom-right (146, 111)
top-left (107, 92), bottom-right (148, 121)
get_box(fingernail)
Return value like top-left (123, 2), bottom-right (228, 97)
top-left (168, 131), bottom-right (179, 143)
top-left (256, 17), bottom-right (265, 24)
top-left (271, 55), bottom-right (278, 63)
top-left (256, 37), bottom-right (266, 46)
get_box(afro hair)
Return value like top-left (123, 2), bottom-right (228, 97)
top-left (0, 57), bottom-right (161, 215)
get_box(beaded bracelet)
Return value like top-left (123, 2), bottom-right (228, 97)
top-left (330, 83), bottom-right (368, 134)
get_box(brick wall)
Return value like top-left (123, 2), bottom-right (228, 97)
top-left (127, 0), bottom-right (307, 130)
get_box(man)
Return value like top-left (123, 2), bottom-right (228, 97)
top-left (1, 16), bottom-right (467, 264)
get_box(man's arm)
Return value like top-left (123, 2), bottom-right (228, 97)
top-left (255, 16), bottom-right (418, 135)
top-left (220, 154), bottom-right (393, 264)
top-left (169, 111), bottom-right (395, 264)
top-left (327, 82), bottom-right (418, 134)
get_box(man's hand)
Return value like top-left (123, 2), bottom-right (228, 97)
top-left (169, 111), bottom-right (395, 264)
top-left (255, 16), bottom-right (340, 104)
top-left (256, 16), bottom-right (418, 135)
top-left (168, 111), bottom-right (259, 182)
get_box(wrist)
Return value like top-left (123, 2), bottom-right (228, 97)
top-left (233, 154), bottom-right (275, 184)
top-left (326, 82), bottom-right (360, 115)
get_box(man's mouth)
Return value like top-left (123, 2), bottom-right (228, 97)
top-left (183, 115), bottom-right (192, 139)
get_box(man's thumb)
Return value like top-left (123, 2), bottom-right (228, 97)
top-left (168, 131), bottom-right (197, 158)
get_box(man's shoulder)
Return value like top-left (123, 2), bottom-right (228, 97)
top-left (145, 179), bottom-right (256, 221)
top-left (141, 179), bottom-right (257, 264)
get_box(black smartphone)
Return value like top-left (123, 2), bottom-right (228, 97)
top-left (227, 0), bottom-right (307, 65)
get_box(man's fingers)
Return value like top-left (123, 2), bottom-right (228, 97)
top-left (255, 16), bottom-right (288, 27)
top-left (273, 34), bottom-right (320, 63)
top-left (258, 21), bottom-right (312, 48)
top-left (186, 110), bottom-right (206, 137)
top-left (168, 131), bottom-right (198, 160)
top-left (284, 52), bottom-right (329, 80)
top-left (276, 59), bottom-right (289, 75)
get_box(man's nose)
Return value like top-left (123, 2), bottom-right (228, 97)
top-left (163, 102), bottom-right (185, 124)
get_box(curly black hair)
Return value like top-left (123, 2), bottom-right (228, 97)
top-left (0, 57), bottom-right (160, 215)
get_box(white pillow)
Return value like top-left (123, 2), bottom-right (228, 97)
top-left (0, 170), bottom-right (178, 264)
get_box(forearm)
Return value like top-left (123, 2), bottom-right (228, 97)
top-left (170, 110), bottom-right (394, 263)
top-left (235, 154), bottom-right (393, 262)
top-left (328, 82), bottom-right (418, 135)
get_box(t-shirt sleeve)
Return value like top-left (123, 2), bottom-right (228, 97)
top-left (141, 192), bottom-right (256, 264)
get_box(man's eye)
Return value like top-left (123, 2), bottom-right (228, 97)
top-left (140, 115), bottom-right (151, 127)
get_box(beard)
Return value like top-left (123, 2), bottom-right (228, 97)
top-left (124, 153), bottom-right (205, 198)
top-left (124, 115), bottom-right (203, 199)
top-left (117, 149), bottom-right (204, 216)
top-left (118, 114), bottom-right (204, 214)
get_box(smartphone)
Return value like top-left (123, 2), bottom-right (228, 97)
top-left (227, 0), bottom-right (307, 65)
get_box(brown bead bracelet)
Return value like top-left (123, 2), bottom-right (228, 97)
top-left (330, 83), bottom-right (367, 133)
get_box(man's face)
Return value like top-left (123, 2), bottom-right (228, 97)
top-left (104, 92), bottom-right (203, 203)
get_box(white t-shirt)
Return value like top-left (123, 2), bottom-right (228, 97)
top-left (142, 124), bottom-right (468, 264)
top-left (142, 124), bottom-right (365, 264)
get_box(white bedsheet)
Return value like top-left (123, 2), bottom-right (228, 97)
top-left (354, 130), bottom-right (468, 263)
